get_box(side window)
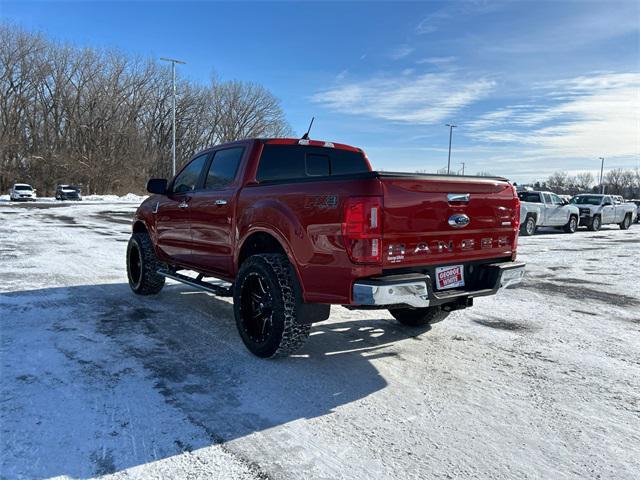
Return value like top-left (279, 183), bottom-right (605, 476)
top-left (551, 194), bottom-right (563, 205)
top-left (257, 145), bottom-right (369, 182)
top-left (205, 147), bottom-right (244, 189)
top-left (542, 193), bottom-right (552, 204)
top-left (306, 154), bottom-right (330, 176)
top-left (603, 196), bottom-right (612, 205)
top-left (173, 154), bottom-right (208, 194)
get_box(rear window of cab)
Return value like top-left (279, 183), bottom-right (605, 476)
top-left (256, 145), bottom-right (369, 182)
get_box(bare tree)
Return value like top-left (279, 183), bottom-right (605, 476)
top-left (547, 171), bottom-right (568, 194)
top-left (574, 171), bottom-right (594, 192)
top-left (0, 24), bottom-right (291, 194)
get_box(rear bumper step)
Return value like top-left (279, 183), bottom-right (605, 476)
top-left (351, 261), bottom-right (525, 309)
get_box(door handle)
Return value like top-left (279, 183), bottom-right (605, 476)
top-left (214, 199), bottom-right (228, 206)
top-left (179, 201), bottom-right (189, 209)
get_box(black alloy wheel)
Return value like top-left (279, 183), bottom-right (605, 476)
top-left (239, 272), bottom-right (274, 344)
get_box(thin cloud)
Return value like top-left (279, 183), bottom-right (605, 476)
top-left (311, 73), bottom-right (495, 124)
top-left (468, 72), bottom-right (640, 160)
top-left (416, 56), bottom-right (457, 66)
top-left (389, 44), bottom-right (414, 60)
top-left (415, 11), bottom-right (449, 35)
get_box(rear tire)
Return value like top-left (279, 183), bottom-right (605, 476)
top-left (233, 254), bottom-right (311, 358)
top-left (390, 306), bottom-right (450, 327)
top-left (619, 214), bottom-right (632, 230)
top-left (588, 215), bottom-right (602, 231)
top-left (520, 215), bottom-right (536, 236)
top-left (127, 232), bottom-right (166, 295)
top-left (563, 215), bottom-right (578, 233)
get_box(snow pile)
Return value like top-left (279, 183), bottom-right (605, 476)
top-left (82, 193), bottom-right (148, 202)
top-left (0, 193), bottom-right (147, 203)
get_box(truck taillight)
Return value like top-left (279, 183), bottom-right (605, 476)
top-left (511, 184), bottom-right (520, 260)
top-left (342, 196), bottom-right (383, 264)
top-left (511, 184), bottom-right (521, 228)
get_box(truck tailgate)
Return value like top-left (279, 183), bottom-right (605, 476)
top-left (380, 174), bottom-right (519, 269)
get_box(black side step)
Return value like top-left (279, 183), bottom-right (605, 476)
top-left (158, 270), bottom-right (233, 297)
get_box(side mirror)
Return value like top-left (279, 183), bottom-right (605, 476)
top-left (147, 178), bottom-right (168, 195)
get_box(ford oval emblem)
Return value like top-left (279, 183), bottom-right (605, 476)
top-left (448, 214), bottom-right (470, 228)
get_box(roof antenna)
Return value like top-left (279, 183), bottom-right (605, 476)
top-left (301, 117), bottom-right (315, 140)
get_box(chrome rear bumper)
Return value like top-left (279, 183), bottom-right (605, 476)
top-left (352, 262), bottom-right (525, 308)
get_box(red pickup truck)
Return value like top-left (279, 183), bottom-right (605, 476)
top-left (127, 138), bottom-right (525, 357)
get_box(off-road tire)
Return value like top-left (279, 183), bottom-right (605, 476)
top-left (390, 306), bottom-right (450, 327)
top-left (619, 214), bottom-right (632, 230)
top-left (127, 232), bottom-right (166, 295)
top-left (233, 254), bottom-right (311, 358)
top-left (521, 215), bottom-right (536, 236)
top-left (588, 215), bottom-right (602, 231)
top-left (563, 215), bottom-right (578, 233)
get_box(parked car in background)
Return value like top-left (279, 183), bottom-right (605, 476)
top-left (570, 194), bottom-right (637, 231)
top-left (9, 183), bottom-right (37, 201)
top-left (517, 190), bottom-right (579, 235)
top-left (127, 137), bottom-right (525, 358)
top-left (55, 184), bottom-right (82, 201)
top-left (632, 200), bottom-right (640, 223)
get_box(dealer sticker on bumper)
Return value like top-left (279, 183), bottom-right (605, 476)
top-left (435, 264), bottom-right (465, 290)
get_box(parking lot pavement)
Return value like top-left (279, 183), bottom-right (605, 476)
top-left (1, 202), bottom-right (639, 479)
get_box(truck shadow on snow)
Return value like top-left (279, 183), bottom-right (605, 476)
top-left (0, 283), bottom-right (426, 478)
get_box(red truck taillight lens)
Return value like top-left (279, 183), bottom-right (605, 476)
top-left (342, 196), bottom-right (383, 264)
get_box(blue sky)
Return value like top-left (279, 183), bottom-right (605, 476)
top-left (2, 0), bottom-right (639, 183)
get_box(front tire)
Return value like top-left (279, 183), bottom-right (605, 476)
top-left (390, 306), bottom-right (450, 326)
top-left (126, 232), bottom-right (166, 295)
top-left (563, 215), bottom-right (578, 233)
top-left (588, 215), bottom-right (602, 231)
top-left (619, 214), bottom-right (632, 230)
top-left (233, 254), bottom-right (311, 358)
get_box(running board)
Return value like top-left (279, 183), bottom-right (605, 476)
top-left (158, 270), bottom-right (233, 297)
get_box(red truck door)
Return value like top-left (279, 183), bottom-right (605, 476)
top-left (155, 153), bottom-right (209, 263)
top-left (188, 146), bottom-right (245, 276)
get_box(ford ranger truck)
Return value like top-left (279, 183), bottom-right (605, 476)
top-left (127, 138), bottom-right (525, 358)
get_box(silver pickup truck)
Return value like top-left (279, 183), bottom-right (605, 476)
top-left (570, 194), bottom-right (637, 231)
top-left (517, 190), bottom-right (580, 236)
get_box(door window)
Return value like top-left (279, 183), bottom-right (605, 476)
top-left (550, 194), bottom-right (564, 205)
top-left (173, 154), bottom-right (209, 194)
top-left (204, 147), bottom-right (244, 189)
top-left (542, 193), bottom-right (552, 204)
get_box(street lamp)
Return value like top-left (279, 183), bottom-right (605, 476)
top-left (160, 57), bottom-right (186, 176)
top-left (446, 123), bottom-right (457, 174)
top-left (599, 157), bottom-right (605, 194)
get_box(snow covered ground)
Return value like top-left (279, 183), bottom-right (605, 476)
top-left (1, 201), bottom-right (638, 480)
top-left (0, 193), bottom-right (147, 204)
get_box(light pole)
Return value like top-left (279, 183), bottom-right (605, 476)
top-left (599, 157), bottom-right (605, 194)
top-left (446, 123), bottom-right (457, 174)
top-left (459, 162), bottom-right (465, 175)
top-left (160, 57), bottom-right (186, 176)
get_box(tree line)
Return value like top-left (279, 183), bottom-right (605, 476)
top-left (0, 24), bottom-right (291, 195)
top-left (528, 169), bottom-right (640, 198)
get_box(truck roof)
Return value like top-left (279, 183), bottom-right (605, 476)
top-left (260, 138), bottom-right (363, 153)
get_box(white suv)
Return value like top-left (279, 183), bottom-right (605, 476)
top-left (9, 183), bottom-right (37, 202)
